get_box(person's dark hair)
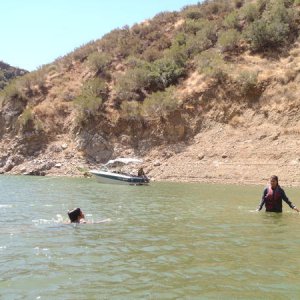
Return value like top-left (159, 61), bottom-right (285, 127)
top-left (68, 208), bottom-right (81, 222)
top-left (270, 175), bottom-right (278, 182)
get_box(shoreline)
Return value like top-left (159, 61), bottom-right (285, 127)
top-left (3, 171), bottom-right (300, 188)
top-left (2, 124), bottom-right (300, 188)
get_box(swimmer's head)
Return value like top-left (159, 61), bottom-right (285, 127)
top-left (68, 208), bottom-right (83, 223)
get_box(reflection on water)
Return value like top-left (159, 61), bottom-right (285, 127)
top-left (1, 175), bottom-right (300, 299)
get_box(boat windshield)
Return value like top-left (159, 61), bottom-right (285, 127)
top-left (104, 158), bottom-right (143, 166)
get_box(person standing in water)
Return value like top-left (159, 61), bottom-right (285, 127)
top-left (257, 175), bottom-right (300, 213)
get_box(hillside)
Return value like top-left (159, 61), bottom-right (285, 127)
top-left (1, 0), bottom-right (300, 185)
top-left (0, 61), bottom-right (28, 90)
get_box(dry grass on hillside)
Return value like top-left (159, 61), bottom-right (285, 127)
top-left (1, 0), bottom-right (300, 182)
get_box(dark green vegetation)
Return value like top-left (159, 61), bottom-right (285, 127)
top-left (0, 61), bottom-right (27, 90)
top-left (0, 0), bottom-right (299, 135)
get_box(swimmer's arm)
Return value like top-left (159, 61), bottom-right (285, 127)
top-left (256, 188), bottom-right (267, 211)
top-left (281, 189), bottom-right (299, 212)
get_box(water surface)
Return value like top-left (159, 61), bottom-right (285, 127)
top-left (1, 175), bottom-right (300, 299)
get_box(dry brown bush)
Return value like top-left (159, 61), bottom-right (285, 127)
top-left (120, 101), bottom-right (142, 119)
top-left (283, 127), bottom-right (300, 135)
top-left (34, 102), bottom-right (56, 121)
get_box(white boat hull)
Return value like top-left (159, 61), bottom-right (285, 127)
top-left (90, 170), bottom-right (149, 185)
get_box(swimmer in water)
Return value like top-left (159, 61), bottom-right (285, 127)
top-left (67, 208), bottom-right (86, 224)
top-left (67, 208), bottom-right (111, 224)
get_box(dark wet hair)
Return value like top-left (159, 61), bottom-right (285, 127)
top-left (68, 208), bottom-right (81, 222)
top-left (270, 175), bottom-right (278, 182)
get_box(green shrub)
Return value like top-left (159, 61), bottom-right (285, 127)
top-left (183, 19), bottom-right (206, 35)
top-left (117, 33), bottom-right (142, 58)
top-left (116, 56), bottom-right (186, 100)
top-left (104, 22), bottom-right (171, 60)
top-left (72, 42), bottom-right (96, 62)
top-left (87, 52), bottom-right (112, 74)
top-left (18, 107), bottom-right (44, 133)
top-left (125, 56), bottom-right (147, 68)
top-left (0, 63), bottom-right (28, 91)
top-left (182, 1), bottom-right (234, 21)
top-left (142, 46), bottom-right (163, 62)
top-left (17, 66), bottom-right (48, 97)
top-left (182, 6), bottom-right (203, 20)
top-left (245, 0), bottom-right (296, 51)
top-left (131, 22), bottom-right (160, 41)
top-left (75, 95), bottom-right (102, 119)
top-left (98, 17), bottom-right (173, 60)
top-left (3, 82), bottom-right (22, 100)
top-left (173, 32), bottom-right (187, 46)
top-left (34, 67), bottom-right (48, 87)
top-left (115, 65), bottom-right (150, 101)
top-left (284, 0), bottom-right (294, 6)
top-left (223, 10), bottom-right (240, 29)
top-left (152, 11), bottom-right (179, 25)
top-left (295, 0), bottom-right (300, 5)
top-left (234, 0), bottom-right (244, 8)
top-left (186, 34), bottom-right (213, 57)
top-left (74, 79), bottom-right (104, 118)
top-left (98, 28), bottom-right (141, 58)
top-left (141, 35), bottom-right (171, 61)
top-left (183, 19), bottom-right (218, 39)
top-left (241, 3), bottom-right (260, 22)
top-left (184, 19), bottom-right (218, 57)
top-left (0, 70), bottom-right (8, 90)
top-left (264, 0), bottom-right (294, 23)
top-left (218, 29), bottom-right (241, 52)
top-left (18, 107), bottom-right (33, 128)
top-left (200, 20), bottom-right (219, 43)
top-left (246, 18), bottom-right (289, 51)
top-left (150, 57), bottom-right (186, 90)
top-left (195, 50), bottom-right (227, 82)
top-left (236, 71), bottom-right (258, 94)
top-left (120, 101), bottom-right (142, 119)
top-left (45, 64), bottom-right (58, 75)
top-left (82, 78), bottom-right (108, 99)
top-left (1, 80), bottom-right (26, 104)
top-left (257, 0), bottom-right (269, 13)
top-left (142, 87), bottom-right (179, 118)
top-left (246, 20), bottom-right (269, 50)
top-left (0, 92), bottom-right (4, 106)
top-left (201, 0), bottom-right (234, 15)
top-left (165, 42), bottom-right (189, 67)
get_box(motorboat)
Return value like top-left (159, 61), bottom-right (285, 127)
top-left (90, 158), bottom-right (149, 185)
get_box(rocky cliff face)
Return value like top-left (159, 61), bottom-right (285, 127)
top-left (1, 0), bottom-right (300, 185)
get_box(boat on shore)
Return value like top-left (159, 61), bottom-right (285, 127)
top-left (90, 158), bottom-right (149, 185)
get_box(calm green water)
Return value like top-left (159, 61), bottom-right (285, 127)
top-left (1, 176), bottom-right (300, 299)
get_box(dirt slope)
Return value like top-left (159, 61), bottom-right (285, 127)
top-left (1, 1), bottom-right (300, 186)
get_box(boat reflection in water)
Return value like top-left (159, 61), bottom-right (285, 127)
top-left (90, 158), bottom-right (149, 185)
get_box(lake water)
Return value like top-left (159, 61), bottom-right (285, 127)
top-left (1, 175), bottom-right (300, 299)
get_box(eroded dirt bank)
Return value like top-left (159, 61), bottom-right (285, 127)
top-left (1, 105), bottom-right (300, 187)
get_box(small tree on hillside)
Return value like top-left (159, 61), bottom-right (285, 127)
top-left (87, 52), bottom-right (112, 75)
top-left (245, 0), bottom-right (297, 51)
top-left (196, 50), bottom-right (228, 82)
top-left (218, 29), bottom-right (241, 52)
top-left (142, 87), bottom-right (180, 119)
